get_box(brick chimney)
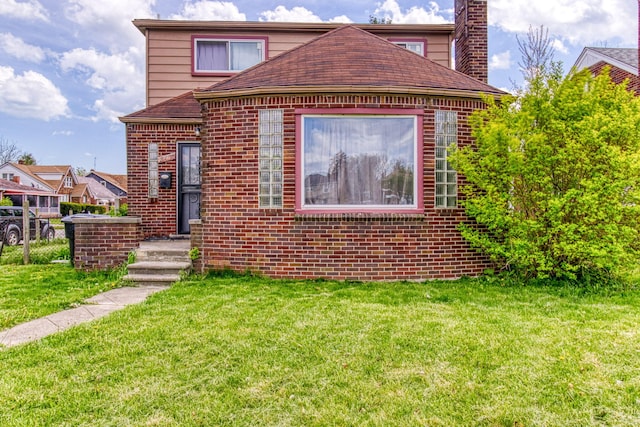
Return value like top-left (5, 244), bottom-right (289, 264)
top-left (12, 176), bottom-right (20, 185)
top-left (454, 0), bottom-right (488, 83)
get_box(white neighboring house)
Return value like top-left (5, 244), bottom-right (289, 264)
top-left (0, 162), bottom-right (56, 193)
top-left (0, 178), bottom-right (61, 217)
top-left (76, 177), bottom-right (120, 207)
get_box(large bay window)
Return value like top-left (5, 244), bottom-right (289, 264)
top-left (192, 36), bottom-right (266, 74)
top-left (297, 109), bottom-right (423, 213)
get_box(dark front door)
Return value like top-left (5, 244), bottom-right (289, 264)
top-left (178, 143), bottom-right (201, 234)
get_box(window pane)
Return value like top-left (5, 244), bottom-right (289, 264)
top-left (434, 110), bottom-right (457, 208)
top-left (230, 41), bottom-right (262, 70)
top-left (302, 115), bottom-right (416, 208)
top-left (258, 109), bottom-right (284, 208)
top-left (197, 41), bottom-right (228, 71)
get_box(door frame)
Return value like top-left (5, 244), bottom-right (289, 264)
top-left (177, 142), bottom-right (201, 234)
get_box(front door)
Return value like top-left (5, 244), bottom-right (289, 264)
top-left (178, 143), bottom-right (201, 234)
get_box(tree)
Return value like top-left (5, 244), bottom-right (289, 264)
top-left (0, 137), bottom-right (21, 164)
top-left (369, 15), bottom-right (392, 24)
top-left (516, 25), bottom-right (555, 82)
top-left (17, 153), bottom-right (36, 165)
top-left (450, 67), bottom-right (640, 282)
top-left (75, 166), bottom-right (87, 176)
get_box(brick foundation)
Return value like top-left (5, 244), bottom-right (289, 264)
top-left (72, 217), bottom-right (142, 271)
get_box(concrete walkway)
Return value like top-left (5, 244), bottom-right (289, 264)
top-left (0, 285), bottom-right (168, 349)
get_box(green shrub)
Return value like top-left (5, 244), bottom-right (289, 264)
top-left (0, 197), bottom-right (13, 206)
top-left (60, 202), bottom-right (106, 216)
top-left (450, 67), bottom-right (640, 282)
top-left (109, 203), bottom-right (128, 217)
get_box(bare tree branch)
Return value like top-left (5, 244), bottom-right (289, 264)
top-left (517, 25), bottom-right (555, 82)
top-left (0, 136), bottom-right (21, 164)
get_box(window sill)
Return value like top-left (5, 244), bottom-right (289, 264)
top-left (295, 212), bottom-right (425, 222)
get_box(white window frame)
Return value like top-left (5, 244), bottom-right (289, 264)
top-left (296, 109), bottom-right (423, 213)
top-left (192, 36), bottom-right (266, 75)
top-left (390, 39), bottom-right (425, 56)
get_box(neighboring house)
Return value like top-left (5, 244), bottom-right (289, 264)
top-left (0, 162), bottom-right (56, 192)
top-left (76, 177), bottom-right (120, 207)
top-left (573, 47), bottom-right (640, 95)
top-left (0, 178), bottom-right (61, 217)
top-left (85, 170), bottom-right (128, 204)
top-left (8, 163), bottom-right (79, 202)
top-left (121, 0), bottom-right (503, 280)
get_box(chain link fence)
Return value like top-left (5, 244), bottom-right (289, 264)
top-left (0, 217), bottom-right (70, 266)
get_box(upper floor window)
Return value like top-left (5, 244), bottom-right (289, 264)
top-left (2, 173), bottom-right (14, 181)
top-left (390, 39), bottom-right (425, 56)
top-left (64, 176), bottom-right (72, 188)
top-left (192, 36), bottom-right (266, 75)
top-left (297, 109), bottom-right (423, 213)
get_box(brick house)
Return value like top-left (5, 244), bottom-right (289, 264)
top-left (574, 3), bottom-right (639, 95)
top-left (121, 0), bottom-right (505, 280)
top-left (573, 47), bottom-right (640, 95)
top-left (85, 170), bottom-right (128, 205)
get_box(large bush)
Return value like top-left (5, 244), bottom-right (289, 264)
top-left (451, 67), bottom-right (640, 281)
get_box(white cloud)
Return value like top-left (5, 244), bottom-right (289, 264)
top-left (328, 15), bottom-right (353, 24)
top-left (260, 6), bottom-right (321, 22)
top-left (373, 0), bottom-right (449, 24)
top-left (551, 39), bottom-right (568, 55)
top-left (0, 33), bottom-right (46, 62)
top-left (0, 66), bottom-right (69, 120)
top-left (59, 48), bottom-right (145, 123)
top-left (489, 51), bottom-right (512, 70)
top-left (64, 0), bottom-right (155, 49)
top-left (170, 1), bottom-right (246, 20)
top-left (0, 0), bottom-right (48, 21)
top-left (489, 0), bottom-right (635, 46)
top-left (52, 130), bottom-right (74, 136)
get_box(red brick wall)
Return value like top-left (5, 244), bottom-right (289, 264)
top-left (455, 0), bottom-right (488, 83)
top-left (72, 217), bottom-right (142, 271)
top-left (125, 123), bottom-right (201, 238)
top-left (589, 61), bottom-right (640, 95)
top-left (197, 94), bottom-right (492, 281)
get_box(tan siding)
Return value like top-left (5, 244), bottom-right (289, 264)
top-left (146, 28), bottom-right (454, 106)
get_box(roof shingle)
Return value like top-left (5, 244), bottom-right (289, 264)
top-left (199, 25), bottom-right (503, 97)
top-left (121, 91), bottom-right (202, 122)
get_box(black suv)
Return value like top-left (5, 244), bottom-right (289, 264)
top-left (0, 206), bottom-right (56, 246)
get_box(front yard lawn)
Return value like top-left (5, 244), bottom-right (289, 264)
top-left (0, 264), bottom-right (121, 329)
top-left (1, 274), bottom-right (639, 426)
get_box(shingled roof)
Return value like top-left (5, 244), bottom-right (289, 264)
top-left (120, 91), bottom-right (202, 123)
top-left (196, 25), bottom-right (503, 99)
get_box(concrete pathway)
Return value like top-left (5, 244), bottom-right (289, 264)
top-left (0, 285), bottom-right (169, 349)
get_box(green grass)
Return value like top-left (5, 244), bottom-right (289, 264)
top-left (0, 264), bottom-right (122, 329)
top-left (1, 274), bottom-right (639, 425)
top-left (0, 239), bottom-right (70, 265)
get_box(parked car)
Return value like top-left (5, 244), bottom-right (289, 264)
top-left (0, 206), bottom-right (56, 246)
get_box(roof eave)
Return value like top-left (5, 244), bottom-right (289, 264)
top-left (133, 19), bottom-right (455, 35)
top-left (193, 85), bottom-right (504, 101)
top-left (119, 117), bottom-right (203, 125)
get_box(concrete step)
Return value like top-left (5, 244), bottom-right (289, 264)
top-left (136, 249), bottom-right (190, 263)
top-left (127, 261), bottom-right (192, 276)
top-left (124, 240), bottom-right (192, 286)
top-left (122, 273), bottom-right (182, 286)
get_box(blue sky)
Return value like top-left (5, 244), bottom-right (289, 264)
top-left (0, 0), bottom-right (636, 174)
